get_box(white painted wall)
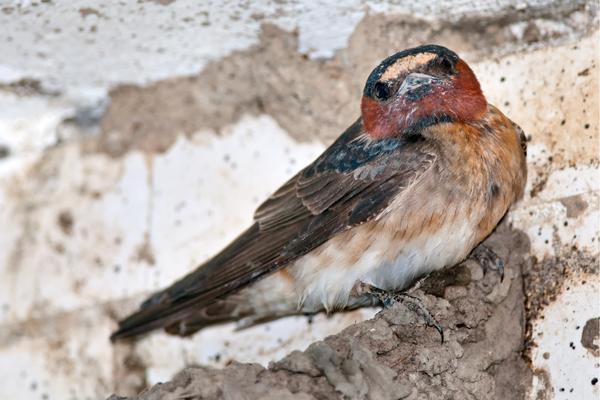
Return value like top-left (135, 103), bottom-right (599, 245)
top-left (1, 0), bottom-right (565, 92)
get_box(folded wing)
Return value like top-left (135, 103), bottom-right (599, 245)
top-left (110, 119), bottom-right (436, 340)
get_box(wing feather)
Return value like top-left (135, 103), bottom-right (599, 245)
top-left (111, 119), bottom-right (436, 340)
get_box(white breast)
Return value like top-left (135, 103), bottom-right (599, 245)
top-left (364, 218), bottom-right (476, 291)
top-left (284, 210), bottom-right (477, 312)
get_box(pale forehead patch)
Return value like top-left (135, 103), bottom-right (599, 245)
top-left (379, 52), bottom-right (437, 81)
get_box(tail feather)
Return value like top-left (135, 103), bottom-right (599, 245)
top-left (110, 300), bottom-right (191, 341)
top-left (110, 276), bottom-right (239, 341)
top-left (110, 216), bottom-right (317, 341)
top-left (110, 225), bottom-right (264, 341)
top-left (112, 287), bottom-right (268, 340)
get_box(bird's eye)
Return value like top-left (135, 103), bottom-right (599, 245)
top-left (373, 81), bottom-right (394, 101)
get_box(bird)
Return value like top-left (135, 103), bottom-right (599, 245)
top-left (111, 44), bottom-right (527, 341)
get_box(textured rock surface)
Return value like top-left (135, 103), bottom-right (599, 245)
top-left (108, 226), bottom-right (533, 399)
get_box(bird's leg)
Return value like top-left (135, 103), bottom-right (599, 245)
top-left (358, 283), bottom-right (444, 343)
top-left (406, 273), bottom-right (431, 293)
top-left (470, 243), bottom-right (504, 281)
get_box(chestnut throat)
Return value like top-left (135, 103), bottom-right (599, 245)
top-left (361, 60), bottom-right (487, 140)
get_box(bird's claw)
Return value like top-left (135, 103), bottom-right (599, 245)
top-left (471, 244), bottom-right (504, 282)
top-left (365, 285), bottom-right (444, 344)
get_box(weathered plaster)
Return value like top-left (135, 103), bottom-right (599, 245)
top-left (0, 0), bottom-right (591, 92)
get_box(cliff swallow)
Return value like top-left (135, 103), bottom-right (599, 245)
top-left (111, 45), bottom-right (527, 341)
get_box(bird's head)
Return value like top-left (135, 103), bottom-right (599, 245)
top-left (361, 45), bottom-right (487, 139)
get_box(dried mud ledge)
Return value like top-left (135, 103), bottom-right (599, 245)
top-left (109, 224), bottom-right (533, 400)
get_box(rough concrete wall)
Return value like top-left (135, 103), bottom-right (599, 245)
top-left (0, 1), bottom-right (598, 400)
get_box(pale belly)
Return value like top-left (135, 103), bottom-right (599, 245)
top-left (246, 205), bottom-right (481, 314)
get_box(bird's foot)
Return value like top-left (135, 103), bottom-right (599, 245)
top-left (470, 244), bottom-right (504, 281)
top-left (360, 283), bottom-right (444, 344)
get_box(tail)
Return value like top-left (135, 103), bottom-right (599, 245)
top-left (110, 223), bottom-right (288, 341)
top-left (110, 291), bottom-right (192, 341)
top-left (110, 294), bottom-right (239, 341)
top-left (110, 278), bottom-right (294, 341)
top-left (110, 259), bottom-right (241, 341)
